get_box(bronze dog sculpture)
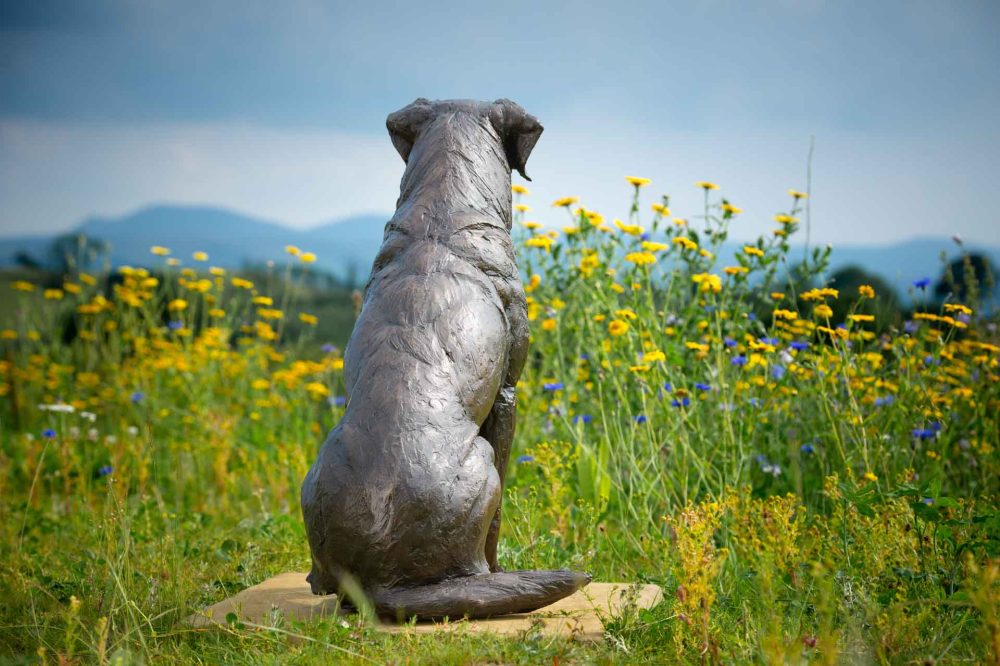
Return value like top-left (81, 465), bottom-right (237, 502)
top-left (301, 98), bottom-right (590, 620)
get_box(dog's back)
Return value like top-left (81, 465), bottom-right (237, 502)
top-left (301, 99), bottom-right (589, 619)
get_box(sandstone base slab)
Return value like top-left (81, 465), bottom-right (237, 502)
top-left (188, 572), bottom-right (662, 640)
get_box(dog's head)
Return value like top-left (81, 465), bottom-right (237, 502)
top-left (386, 98), bottom-right (543, 181)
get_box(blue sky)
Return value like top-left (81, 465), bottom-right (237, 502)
top-left (1, 0), bottom-right (998, 244)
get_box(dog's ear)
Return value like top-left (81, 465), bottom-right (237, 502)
top-left (386, 98), bottom-right (434, 163)
top-left (490, 99), bottom-right (543, 181)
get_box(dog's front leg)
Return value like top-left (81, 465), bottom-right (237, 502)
top-left (480, 383), bottom-right (517, 572)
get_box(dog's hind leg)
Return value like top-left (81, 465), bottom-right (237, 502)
top-left (480, 385), bottom-right (516, 572)
top-left (481, 290), bottom-right (530, 572)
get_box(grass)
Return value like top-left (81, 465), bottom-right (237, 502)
top-left (1, 179), bottom-right (998, 664)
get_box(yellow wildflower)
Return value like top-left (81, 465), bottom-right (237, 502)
top-left (720, 202), bottom-right (742, 215)
top-left (858, 284), bottom-right (875, 298)
top-left (63, 282), bottom-right (81, 294)
top-left (511, 184), bottom-right (529, 195)
top-left (862, 471), bottom-right (878, 482)
top-left (305, 382), bottom-right (329, 398)
top-left (299, 313), bottom-right (319, 326)
top-left (691, 273), bottom-right (722, 294)
top-left (771, 292), bottom-right (785, 300)
top-left (614, 219), bottom-right (644, 236)
top-left (626, 176), bottom-right (651, 187)
top-left (608, 319), bottom-right (630, 336)
top-left (724, 266), bottom-right (749, 276)
top-left (150, 246), bottom-right (170, 256)
top-left (641, 241), bottom-right (669, 252)
top-left (814, 304), bottom-right (833, 318)
top-left (847, 314), bottom-right (875, 323)
top-left (788, 189), bottom-right (808, 199)
top-left (644, 350), bottom-right (666, 363)
top-left (773, 309), bottom-right (797, 320)
top-left (168, 299), bottom-right (188, 312)
top-left (774, 214), bottom-right (798, 224)
top-left (209, 266), bottom-right (226, 277)
top-left (192, 251), bottom-right (209, 261)
top-left (685, 341), bottom-right (710, 353)
top-left (231, 277), bottom-right (254, 289)
top-left (525, 274), bottom-right (541, 292)
top-left (79, 273), bottom-right (97, 286)
top-left (625, 251), bottom-right (656, 266)
top-left (552, 196), bottom-right (579, 207)
top-left (651, 203), bottom-right (670, 216)
top-left (525, 236), bottom-right (553, 251)
top-left (943, 303), bottom-right (973, 316)
top-left (616, 309), bottom-right (638, 320)
top-left (522, 221), bottom-right (542, 230)
top-left (579, 254), bottom-right (600, 277)
top-left (696, 181), bottom-right (720, 190)
top-left (44, 289), bottom-right (64, 300)
top-left (672, 237), bottom-right (698, 251)
top-left (300, 252), bottom-right (317, 263)
top-left (514, 204), bottom-right (531, 213)
top-left (743, 245), bottom-right (764, 258)
top-left (12, 281), bottom-right (35, 292)
top-left (541, 318), bottom-right (557, 331)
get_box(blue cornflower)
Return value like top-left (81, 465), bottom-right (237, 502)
top-left (760, 336), bottom-right (780, 346)
top-left (542, 382), bottom-right (564, 392)
top-left (671, 396), bottom-right (691, 408)
top-left (748, 397), bottom-right (761, 407)
top-left (723, 337), bottom-right (737, 348)
top-left (662, 382), bottom-right (673, 392)
top-left (771, 365), bottom-right (786, 380)
top-left (328, 395), bottom-right (347, 407)
top-left (516, 455), bottom-right (534, 463)
top-left (640, 232), bottom-right (651, 241)
top-left (923, 355), bottom-right (937, 366)
top-left (903, 320), bottom-right (918, 334)
top-left (321, 343), bottom-right (337, 354)
top-left (572, 414), bottom-right (593, 425)
top-left (695, 382), bottom-right (712, 391)
top-left (874, 395), bottom-right (895, 407)
top-left (747, 312), bottom-right (757, 321)
top-left (97, 465), bottom-right (113, 477)
top-left (789, 341), bottom-right (809, 351)
top-left (168, 320), bottom-right (184, 331)
top-left (130, 391), bottom-right (145, 404)
top-left (921, 497), bottom-right (934, 505)
top-left (731, 355), bottom-right (748, 367)
top-left (930, 421), bottom-right (942, 432)
top-left (912, 277), bottom-right (931, 290)
top-left (911, 428), bottom-right (936, 439)
top-left (755, 454), bottom-right (769, 465)
top-left (579, 353), bottom-right (590, 360)
top-left (634, 415), bottom-right (648, 424)
top-left (800, 443), bottom-right (815, 455)
top-left (42, 428), bottom-right (56, 439)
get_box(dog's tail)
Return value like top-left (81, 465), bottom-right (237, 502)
top-left (373, 569), bottom-right (591, 621)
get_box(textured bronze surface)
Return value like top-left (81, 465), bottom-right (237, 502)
top-left (301, 98), bottom-right (590, 620)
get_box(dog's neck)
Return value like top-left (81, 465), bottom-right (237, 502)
top-left (396, 113), bottom-right (512, 229)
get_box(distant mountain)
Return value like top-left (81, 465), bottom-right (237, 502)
top-left (0, 205), bottom-right (391, 285)
top-left (1, 204), bottom-right (997, 303)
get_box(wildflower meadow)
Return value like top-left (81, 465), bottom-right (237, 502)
top-left (1, 179), bottom-right (998, 664)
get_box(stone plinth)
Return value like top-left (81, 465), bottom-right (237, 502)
top-left (188, 572), bottom-right (662, 640)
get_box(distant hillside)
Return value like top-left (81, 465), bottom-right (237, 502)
top-left (0, 205), bottom-right (391, 285)
top-left (1, 204), bottom-right (997, 302)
